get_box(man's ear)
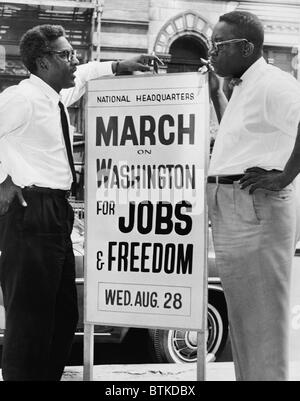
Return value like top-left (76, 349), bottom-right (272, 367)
top-left (36, 56), bottom-right (49, 71)
top-left (242, 41), bottom-right (254, 57)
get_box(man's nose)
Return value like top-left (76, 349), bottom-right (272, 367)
top-left (71, 56), bottom-right (79, 66)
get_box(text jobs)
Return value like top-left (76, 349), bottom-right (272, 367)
top-left (98, 282), bottom-right (191, 316)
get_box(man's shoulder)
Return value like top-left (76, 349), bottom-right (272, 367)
top-left (0, 78), bottom-right (35, 111)
top-left (264, 63), bottom-right (298, 84)
top-left (18, 78), bottom-right (43, 98)
top-left (1, 78), bottom-right (34, 100)
top-left (261, 63), bottom-right (300, 94)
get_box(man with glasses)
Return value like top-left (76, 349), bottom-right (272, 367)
top-left (206, 11), bottom-right (300, 380)
top-left (0, 24), bottom-right (160, 381)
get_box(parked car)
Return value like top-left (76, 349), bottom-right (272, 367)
top-left (71, 202), bottom-right (229, 363)
top-left (0, 203), bottom-right (229, 364)
top-left (2, 203), bottom-right (300, 363)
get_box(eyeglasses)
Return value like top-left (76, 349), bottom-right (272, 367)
top-left (44, 49), bottom-right (78, 62)
top-left (208, 38), bottom-right (250, 55)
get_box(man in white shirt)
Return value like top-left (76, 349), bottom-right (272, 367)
top-left (0, 24), bottom-right (159, 381)
top-left (207, 11), bottom-right (300, 380)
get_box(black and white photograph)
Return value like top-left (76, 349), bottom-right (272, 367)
top-left (0, 0), bottom-right (300, 387)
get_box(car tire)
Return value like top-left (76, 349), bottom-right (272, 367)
top-left (147, 291), bottom-right (228, 363)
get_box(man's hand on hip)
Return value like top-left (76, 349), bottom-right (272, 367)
top-left (239, 167), bottom-right (289, 194)
top-left (0, 175), bottom-right (27, 215)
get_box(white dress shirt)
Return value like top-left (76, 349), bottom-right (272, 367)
top-left (0, 61), bottom-right (113, 189)
top-left (209, 57), bottom-right (300, 176)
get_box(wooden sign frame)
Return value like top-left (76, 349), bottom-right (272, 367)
top-left (83, 72), bottom-right (210, 381)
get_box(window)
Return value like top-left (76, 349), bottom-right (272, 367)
top-left (263, 46), bottom-right (298, 78)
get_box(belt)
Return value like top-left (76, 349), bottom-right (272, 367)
top-left (23, 185), bottom-right (70, 198)
top-left (207, 174), bottom-right (244, 184)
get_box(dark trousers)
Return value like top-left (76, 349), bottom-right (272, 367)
top-left (0, 188), bottom-right (79, 381)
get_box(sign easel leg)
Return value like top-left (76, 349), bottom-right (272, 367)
top-left (197, 330), bottom-right (206, 381)
top-left (83, 323), bottom-right (94, 381)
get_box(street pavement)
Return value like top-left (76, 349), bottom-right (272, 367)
top-left (61, 362), bottom-right (235, 381)
top-left (61, 361), bottom-right (300, 381)
top-left (0, 361), bottom-right (299, 381)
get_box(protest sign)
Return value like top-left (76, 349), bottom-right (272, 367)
top-left (84, 72), bottom-right (209, 331)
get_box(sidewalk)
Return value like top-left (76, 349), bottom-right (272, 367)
top-left (61, 361), bottom-right (300, 381)
top-left (1, 361), bottom-right (299, 381)
top-left (61, 362), bottom-right (234, 381)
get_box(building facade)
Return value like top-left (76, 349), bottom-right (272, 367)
top-left (98, 0), bottom-right (300, 77)
top-left (0, 0), bottom-right (300, 198)
top-left (1, 0), bottom-right (300, 119)
top-left (1, 1), bottom-right (299, 83)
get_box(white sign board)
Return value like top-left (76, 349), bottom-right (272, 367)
top-left (85, 72), bottom-right (209, 331)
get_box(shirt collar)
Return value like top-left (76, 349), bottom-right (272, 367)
top-left (29, 74), bottom-right (60, 104)
top-left (239, 57), bottom-right (267, 87)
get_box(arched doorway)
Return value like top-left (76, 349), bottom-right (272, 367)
top-left (167, 35), bottom-right (208, 73)
top-left (152, 11), bottom-right (218, 143)
top-left (153, 10), bottom-right (212, 73)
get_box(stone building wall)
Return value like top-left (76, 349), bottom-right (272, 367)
top-left (99, 0), bottom-right (300, 77)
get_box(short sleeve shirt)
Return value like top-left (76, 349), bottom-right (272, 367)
top-left (208, 57), bottom-right (300, 175)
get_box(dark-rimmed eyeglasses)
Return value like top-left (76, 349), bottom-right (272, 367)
top-left (44, 49), bottom-right (78, 62)
top-left (208, 38), bottom-right (251, 55)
